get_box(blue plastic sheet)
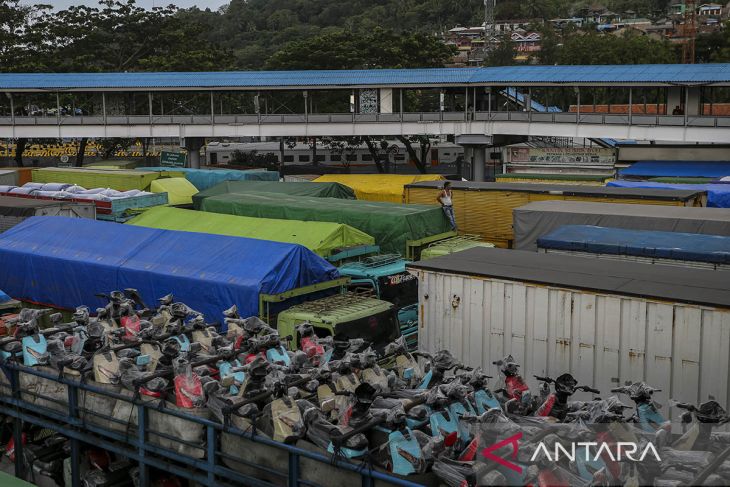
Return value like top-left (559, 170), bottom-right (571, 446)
top-left (0, 289), bottom-right (10, 303)
top-left (607, 180), bottom-right (730, 208)
top-left (141, 167), bottom-right (279, 191)
top-left (538, 225), bottom-right (730, 264)
top-left (619, 161), bottom-right (730, 178)
top-left (0, 217), bottom-right (338, 325)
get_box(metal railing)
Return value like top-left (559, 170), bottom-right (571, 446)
top-left (2, 111), bottom-right (729, 128)
top-left (0, 362), bottom-right (421, 487)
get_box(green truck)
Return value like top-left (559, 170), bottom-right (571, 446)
top-left (130, 196), bottom-right (494, 349)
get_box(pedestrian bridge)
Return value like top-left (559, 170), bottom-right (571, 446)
top-left (1, 64), bottom-right (729, 143)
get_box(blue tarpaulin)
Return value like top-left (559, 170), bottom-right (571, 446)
top-left (619, 161), bottom-right (730, 178)
top-left (0, 217), bottom-right (338, 325)
top-left (538, 225), bottom-right (730, 264)
top-left (141, 167), bottom-right (279, 191)
top-left (608, 180), bottom-right (730, 208)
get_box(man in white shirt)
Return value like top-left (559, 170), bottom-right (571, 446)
top-left (437, 181), bottom-right (457, 232)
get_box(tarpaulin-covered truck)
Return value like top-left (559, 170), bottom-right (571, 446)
top-left (199, 191), bottom-right (453, 256)
top-left (313, 173), bottom-right (444, 203)
top-left (512, 201), bottom-right (730, 251)
top-left (537, 225), bottom-right (730, 271)
top-left (31, 167), bottom-right (181, 191)
top-left (405, 180), bottom-right (707, 247)
top-left (140, 167), bottom-right (279, 191)
top-left (191, 180), bottom-right (356, 209)
top-left (197, 192), bottom-right (461, 346)
top-left (0, 217), bottom-right (401, 346)
top-left (126, 206), bottom-right (375, 260)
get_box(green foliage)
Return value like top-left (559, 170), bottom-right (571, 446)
top-left (486, 35), bottom-right (516, 67)
top-left (266, 27), bottom-right (455, 70)
top-left (556, 31), bottom-right (678, 65)
top-left (696, 22), bottom-right (730, 63)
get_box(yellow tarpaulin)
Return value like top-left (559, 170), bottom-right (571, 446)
top-left (149, 177), bottom-right (198, 205)
top-left (313, 174), bottom-right (444, 203)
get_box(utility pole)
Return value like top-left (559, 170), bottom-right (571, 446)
top-left (681, 0), bottom-right (697, 64)
top-left (483, 0), bottom-right (496, 65)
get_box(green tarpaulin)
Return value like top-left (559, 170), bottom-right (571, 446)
top-left (126, 206), bottom-right (375, 258)
top-left (200, 192), bottom-right (450, 255)
top-left (192, 180), bottom-right (355, 209)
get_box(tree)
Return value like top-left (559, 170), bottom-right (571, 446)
top-left (485, 35), bottom-right (515, 67)
top-left (266, 27), bottom-right (455, 70)
top-left (396, 135), bottom-right (432, 174)
top-left (75, 138), bottom-right (88, 167)
top-left (0, 0), bottom-right (50, 72)
top-left (556, 31), bottom-right (678, 65)
top-left (14, 138), bottom-right (26, 167)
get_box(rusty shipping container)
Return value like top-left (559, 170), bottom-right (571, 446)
top-left (404, 181), bottom-right (706, 247)
top-left (408, 247), bottom-right (730, 415)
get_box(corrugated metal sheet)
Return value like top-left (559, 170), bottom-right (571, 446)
top-left (415, 268), bottom-right (730, 414)
top-left (2, 64), bottom-right (729, 90)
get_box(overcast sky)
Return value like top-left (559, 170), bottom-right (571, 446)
top-left (20, 0), bottom-right (230, 10)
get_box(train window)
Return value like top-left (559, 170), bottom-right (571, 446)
top-left (361, 154), bottom-right (373, 161)
top-left (283, 155), bottom-right (294, 162)
top-left (346, 154), bottom-right (357, 162)
top-left (330, 154), bottom-right (342, 162)
top-left (394, 155), bottom-right (405, 161)
top-left (299, 155), bottom-right (310, 162)
top-left (315, 155), bottom-right (326, 162)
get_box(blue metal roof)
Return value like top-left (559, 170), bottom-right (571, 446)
top-left (1, 64), bottom-right (729, 91)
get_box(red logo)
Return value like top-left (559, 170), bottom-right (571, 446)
top-left (481, 432), bottom-right (523, 473)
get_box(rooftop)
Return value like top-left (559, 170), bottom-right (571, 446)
top-left (2, 64), bottom-right (730, 91)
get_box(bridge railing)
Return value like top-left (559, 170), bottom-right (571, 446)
top-left (3, 112), bottom-right (729, 128)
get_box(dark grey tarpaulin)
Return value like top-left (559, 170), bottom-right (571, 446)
top-left (408, 247), bottom-right (730, 309)
top-left (513, 201), bottom-right (730, 251)
top-left (0, 196), bottom-right (72, 218)
top-left (405, 180), bottom-right (706, 201)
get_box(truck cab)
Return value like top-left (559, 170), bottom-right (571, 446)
top-left (336, 254), bottom-right (418, 348)
top-left (276, 293), bottom-right (401, 351)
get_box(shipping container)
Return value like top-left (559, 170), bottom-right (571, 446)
top-left (408, 247), bottom-right (730, 413)
top-left (0, 196), bottom-right (95, 233)
top-left (315, 174), bottom-right (444, 203)
top-left (32, 168), bottom-right (163, 191)
top-left (513, 201), bottom-right (730, 251)
top-left (405, 181), bottom-right (707, 247)
top-left (200, 191), bottom-right (451, 255)
top-left (192, 180), bottom-right (355, 209)
top-left (537, 225), bottom-right (730, 271)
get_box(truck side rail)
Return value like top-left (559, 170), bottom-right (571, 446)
top-left (405, 231), bottom-right (458, 260)
top-left (258, 277), bottom-right (351, 323)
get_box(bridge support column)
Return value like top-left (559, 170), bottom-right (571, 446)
top-left (183, 137), bottom-right (205, 169)
top-left (456, 134), bottom-right (491, 182)
top-left (379, 89), bottom-right (393, 114)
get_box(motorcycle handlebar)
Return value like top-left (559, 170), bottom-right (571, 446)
top-left (534, 375), bottom-right (553, 383)
top-left (578, 386), bottom-right (600, 394)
